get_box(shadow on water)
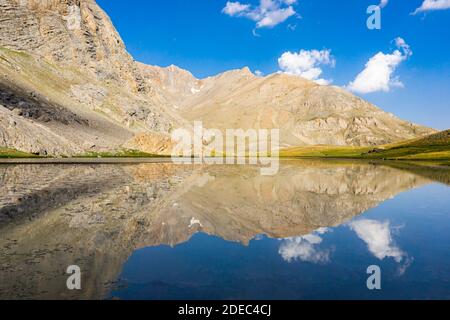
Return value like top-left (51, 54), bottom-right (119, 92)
top-left (379, 160), bottom-right (450, 186)
top-left (0, 165), bottom-right (130, 227)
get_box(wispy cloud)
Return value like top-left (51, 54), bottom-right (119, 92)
top-left (278, 49), bottom-right (335, 85)
top-left (412, 0), bottom-right (450, 14)
top-left (254, 70), bottom-right (264, 76)
top-left (347, 37), bottom-right (412, 94)
top-left (222, 0), bottom-right (298, 29)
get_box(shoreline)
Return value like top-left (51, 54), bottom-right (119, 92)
top-left (0, 157), bottom-right (175, 164)
top-left (0, 156), bottom-right (448, 166)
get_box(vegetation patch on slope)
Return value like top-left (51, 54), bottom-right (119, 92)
top-left (0, 147), bottom-right (37, 158)
top-left (78, 149), bottom-right (167, 158)
top-left (281, 129), bottom-right (450, 161)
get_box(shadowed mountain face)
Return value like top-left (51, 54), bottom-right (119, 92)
top-left (0, 0), bottom-right (434, 156)
top-left (0, 160), bottom-right (440, 299)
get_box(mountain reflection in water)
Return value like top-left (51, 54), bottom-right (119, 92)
top-left (0, 160), bottom-right (448, 299)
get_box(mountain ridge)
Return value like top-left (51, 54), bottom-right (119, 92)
top-left (0, 0), bottom-right (436, 156)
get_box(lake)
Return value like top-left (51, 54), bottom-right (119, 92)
top-left (0, 160), bottom-right (449, 300)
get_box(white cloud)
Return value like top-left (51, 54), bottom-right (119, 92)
top-left (413, 0), bottom-right (450, 14)
top-left (349, 219), bottom-right (414, 276)
top-left (222, 1), bottom-right (250, 16)
top-left (278, 49), bottom-right (335, 85)
top-left (254, 70), bottom-right (264, 76)
top-left (279, 228), bottom-right (331, 264)
top-left (347, 37), bottom-right (412, 94)
top-left (256, 6), bottom-right (296, 28)
top-left (222, 0), bottom-right (298, 29)
top-left (350, 219), bottom-right (404, 262)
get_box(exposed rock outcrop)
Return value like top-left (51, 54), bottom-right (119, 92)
top-left (0, 0), bottom-right (184, 155)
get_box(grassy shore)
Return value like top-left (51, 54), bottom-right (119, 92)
top-left (281, 129), bottom-right (450, 163)
top-left (0, 148), bottom-right (165, 159)
top-left (0, 147), bottom-right (37, 158)
top-left (1, 130), bottom-right (449, 162)
top-left (78, 149), bottom-right (169, 158)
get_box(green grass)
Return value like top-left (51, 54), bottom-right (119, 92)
top-left (78, 149), bottom-right (169, 158)
top-left (280, 145), bottom-right (371, 158)
top-left (0, 147), bottom-right (169, 159)
top-left (281, 129), bottom-right (450, 161)
top-left (0, 148), bottom-right (37, 158)
top-left (0, 46), bottom-right (30, 58)
top-left (361, 129), bottom-right (450, 160)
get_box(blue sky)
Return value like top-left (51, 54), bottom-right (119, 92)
top-left (96, 0), bottom-right (450, 130)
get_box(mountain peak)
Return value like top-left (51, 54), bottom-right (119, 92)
top-left (213, 67), bottom-right (255, 81)
top-left (241, 66), bottom-right (252, 74)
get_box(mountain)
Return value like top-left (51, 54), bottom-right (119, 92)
top-left (175, 67), bottom-right (435, 147)
top-left (0, 0), bottom-right (185, 155)
top-left (0, 0), bottom-right (435, 156)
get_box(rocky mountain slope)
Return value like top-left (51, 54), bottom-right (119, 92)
top-left (175, 67), bottom-right (434, 147)
top-left (0, 0), bottom-right (435, 156)
top-left (0, 0), bottom-right (185, 155)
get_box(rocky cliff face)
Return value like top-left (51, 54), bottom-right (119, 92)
top-left (0, 0), bottom-right (142, 91)
top-left (0, 0), bottom-right (435, 155)
top-left (0, 0), bottom-right (184, 155)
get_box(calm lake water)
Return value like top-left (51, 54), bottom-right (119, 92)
top-left (0, 160), bottom-right (449, 300)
